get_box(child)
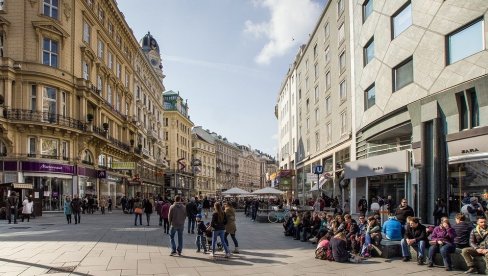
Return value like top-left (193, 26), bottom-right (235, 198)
top-left (196, 214), bottom-right (207, 253)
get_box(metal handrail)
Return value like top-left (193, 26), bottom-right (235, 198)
top-left (5, 109), bottom-right (86, 131)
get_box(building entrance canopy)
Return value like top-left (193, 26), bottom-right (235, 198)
top-left (344, 150), bottom-right (410, 179)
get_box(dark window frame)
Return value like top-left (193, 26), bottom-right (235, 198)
top-left (362, 0), bottom-right (373, 23)
top-left (364, 83), bottom-right (375, 111)
top-left (363, 36), bottom-right (374, 67)
top-left (390, 1), bottom-right (412, 40)
top-left (445, 17), bottom-right (484, 65)
top-left (392, 56), bottom-right (413, 92)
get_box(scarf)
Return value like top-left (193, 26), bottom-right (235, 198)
top-left (476, 225), bottom-right (488, 248)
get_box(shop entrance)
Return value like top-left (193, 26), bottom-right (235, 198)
top-left (368, 173), bottom-right (405, 211)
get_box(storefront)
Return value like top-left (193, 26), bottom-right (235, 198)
top-left (77, 166), bottom-right (98, 198)
top-left (345, 150), bottom-right (411, 216)
top-left (447, 132), bottom-right (488, 216)
top-left (100, 173), bottom-right (124, 204)
top-left (20, 161), bottom-right (74, 212)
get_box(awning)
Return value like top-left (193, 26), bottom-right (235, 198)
top-left (449, 152), bottom-right (488, 164)
top-left (448, 133), bottom-right (488, 164)
top-left (0, 183), bottom-right (34, 189)
top-left (344, 150), bottom-right (410, 179)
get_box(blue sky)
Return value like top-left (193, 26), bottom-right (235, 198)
top-left (117, 0), bottom-right (324, 156)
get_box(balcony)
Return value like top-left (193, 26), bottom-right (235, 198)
top-left (147, 129), bottom-right (157, 141)
top-left (4, 109), bottom-right (86, 132)
top-left (141, 148), bottom-right (151, 158)
top-left (107, 135), bottom-right (130, 152)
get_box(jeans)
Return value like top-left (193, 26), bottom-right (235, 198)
top-left (73, 211), bottom-right (81, 224)
top-left (134, 213), bottom-right (142, 225)
top-left (428, 243), bottom-right (455, 268)
top-left (101, 206), bottom-right (105, 214)
top-left (146, 213), bottom-right (151, 225)
top-left (196, 235), bottom-right (207, 251)
top-left (401, 238), bottom-right (426, 258)
top-left (224, 232), bottom-right (239, 247)
top-left (163, 218), bottom-right (169, 233)
top-left (170, 227), bottom-right (184, 253)
top-left (212, 230), bottom-right (230, 254)
top-left (187, 216), bottom-right (195, 233)
top-left (251, 208), bottom-right (258, 220)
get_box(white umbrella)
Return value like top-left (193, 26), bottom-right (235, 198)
top-left (252, 187), bottom-right (285, 195)
top-left (221, 187), bottom-right (250, 195)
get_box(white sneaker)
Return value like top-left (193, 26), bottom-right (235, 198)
top-left (225, 253), bottom-right (231, 258)
top-left (210, 253), bottom-right (215, 257)
top-left (309, 237), bottom-right (317, 242)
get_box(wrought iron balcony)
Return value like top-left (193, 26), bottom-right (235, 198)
top-left (107, 135), bottom-right (130, 152)
top-left (4, 109), bottom-right (86, 131)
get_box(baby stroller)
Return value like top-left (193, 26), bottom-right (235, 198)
top-left (205, 223), bottom-right (223, 251)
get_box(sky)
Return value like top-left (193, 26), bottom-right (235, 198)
top-left (117, 0), bottom-right (325, 156)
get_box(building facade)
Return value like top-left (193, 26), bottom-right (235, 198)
top-left (163, 90), bottom-right (194, 198)
top-left (344, 0), bottom-right (488, 223)
top-left (237, 145), bottom-right (261, 192)
top-left (0, 0), bottom-right (166, 211)
top-left (212, 134), bottom-right (239, 194)
top-left (191, 126), bottom-right (216, 197)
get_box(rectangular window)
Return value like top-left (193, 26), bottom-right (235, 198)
top-left (364, 84), bottom-right (375, 110)
top-left (107, 85), bottom-right (112, 104)
top-left (97, 40), bottom-right (104, 59)
top-left (125, 102), bottom-right (129, 116)
top-left (337, 0), bottom-right (344, 16)
top-left (363, 37), bottom-right (374, 66)
top-left (98, 7), bottom-right (105, 24)
top-left (116, 61), bottom-right (121, 78)
top-left (325, 96), bottom-right (331, 115)
top-left (340, 112), bottom-right (347, 135)
top-left (61, 141), bottom-right (69, 160)
top-left (83, 21), bottom-right (91, 43)
top-left (338, 23), bottom-right (345, 45)
top-left (339, 51), bottom-right (346, 71)
top-left (116, 35), bottom-right (122, 47)
top-left (459, 93), bottom-right (468, 130)
top-left (393, 57), bottom-right (413, 91)
top-left (43, 0), bottom-right (58, 19)
top-left (392, 2), bottom-right (412, 38)
top-left (315, 131), bottom-right (320, 151)
top-left (42, 86), bottom-right (57, 122)
top-left (324, 47), bottom-right (330, 63)
top-left (340, 80), bottom-right (347, 100)
top-left (306, 98), bottom-right (309, 113)
top-left (324, 22), bottom-right (330, 39)
top-left (61, 91), bottom-right (66, 117)
top-left (31, 85), bottom-right (37, 112)
top-left (28, 137), bottom-right (36, 157)
top-left (315, 108), bottom-right (319, 124)
top-left (306, 118), bottom-right (309, 132)
top-left (326, 123), bottom-right (332, 143)
top-left (97, 75), bottom-right (103, 94)
top-left (108, 22), bottom-right (114, 36)
top-left (326, 71), bottom-right (331, 89)
top-left (82, 61), bottom-right (89, 80)
top-left (108, 51), bottom-right (113, 69)
top-left (363, 0), bottom-right (373, 22)
top-left (448, 19), bottom-right (484, 64)
top-left (469, 89), bottom-right (479, 128)
top-left (314, 86), bottom-right (319, 102)
top-left (42, 38), bottom-right (58, 68)
top-left (314, 63), bottom-right (318, 79)
top-left (313, 44), bottom-right (317, 58)
top-left (0, 32), bottom-right (4, 57)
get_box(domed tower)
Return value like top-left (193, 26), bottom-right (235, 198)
top-left (140, 32), bottom-right (164, 81)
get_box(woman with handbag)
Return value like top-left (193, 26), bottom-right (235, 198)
top-left (210, 202), bottom-right (231, 258)
top-left (133, 197), bottom-right (143, 226)
top-left (427, 217), bottom-right (456, 271)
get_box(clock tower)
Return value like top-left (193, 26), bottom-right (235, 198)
top-left (140, 32), bottom-right (164, 81)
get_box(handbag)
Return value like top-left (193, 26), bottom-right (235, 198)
top-left (134, 207), bottom-right (143, 214)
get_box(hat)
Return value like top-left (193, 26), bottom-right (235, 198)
top-left (470, 197), bottom-right (478, 203)
top-left (196, 214), bottom-right (202, 219)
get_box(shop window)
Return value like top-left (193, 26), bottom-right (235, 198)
top-left (393, 57), bottom-right (413, 92)
top-left (363, 37), bottom-right (374, 66)
top-left (41, 138), bottom-right (58, 159)
top-left (363, 0), bottom-right (373, 23)
top-left (448, 18), bottom-right (484, 64)
top-left (43, 0), bottom-right (58, 20)
top-left (364, 83), bottom-right (375, 110)
top-left (28, 137), bottom-right (36, 157)
top-left (392, 1), bottom-right (412, 38)
top-left (43, 38), bottom-right (58, 68)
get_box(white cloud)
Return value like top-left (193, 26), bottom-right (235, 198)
top-left (244, 0), bottom-right (322, 65)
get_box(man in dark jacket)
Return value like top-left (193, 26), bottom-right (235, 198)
top-left (461, 216), bottom-right (488, 274)
top-left (6, 191), bottom-right (19, 224)
top-left (202, 196), bottom-right (210, 218)
top-left (357, 196), bottom-right (368, 216)
top-left (395, 198), bottom-right (414, 225)
top-left (169, 195), bottom-right (187, 256)
top-left (453, 213), bottom-right (473, 249)
top-left (186, 198), bottom-right (198, 234)
top-left (401, 217), bottom-right (427, 264)
top-left (71, 194), bottom-right (82, 224)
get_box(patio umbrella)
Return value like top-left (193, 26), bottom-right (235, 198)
top-left (221, 187), bottom-right (250, 195)
top-left (252, 187), bottom-right (285, 195)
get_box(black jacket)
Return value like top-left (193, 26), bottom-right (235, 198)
top-left (395, 205), bottom-right (414, 224)
top-left (453, 221), bottom-right (473, 247)
top-left (404, 223), bottom-right (428, 242)
top-left (330, 237), bottom-right (349, 263)
top-left (211, 212), bottom-right (227, 231)
top-left (186, 202), bottom-right (198, 218)
top-left (144, 200), bottom-right (153, 214)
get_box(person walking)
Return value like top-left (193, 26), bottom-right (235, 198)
top-left (210, 202), bottom-right (231, 258)
top-left (224, 202), bottom-right (239, 253)
top-left (71, 194), bottom-right (82, 224)
top-left (162, 200), bottom-right (170, 234)
top-left (21, 196), bottom-right (34, 222)
top-left (144, 197), bottom-right (153, 226)
top-left (6, 191), bottom-right (19, 224)
top-left (133, 197), bottom-right (143, 226)
top-left (168, 195), bottom-right (187, 256)
top-left (186, 198), bottom-right (198, 234)
top-left (107, 196), bottom-right (113, 213)
top-left (99, 196), bottom-right (107, 215)
top-left (64, 196), bottom-right (72, 224)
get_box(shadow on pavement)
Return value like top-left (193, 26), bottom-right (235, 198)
top-left (0, 257), bottom-right (92, 276)
top-left (177, 254), bottom-right (288, 266)
top-left (237, 250), bottom-right (292, 258)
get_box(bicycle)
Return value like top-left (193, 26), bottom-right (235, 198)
top-left (268, 207), bottom-right (291, 223)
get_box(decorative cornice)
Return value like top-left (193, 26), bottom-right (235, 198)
top-left (32, 20), bottom-right (70, 39)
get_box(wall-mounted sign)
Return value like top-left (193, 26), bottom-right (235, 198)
top-left (21, 161), bottom-right (74, 174)
top-left (97, 170), bottom-right (107, 179)
top-left (112, 162), bottom-right (136, 170)
top-left (344, 150), bottom-right (409, 179)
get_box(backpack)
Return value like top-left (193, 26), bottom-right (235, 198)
top-left (315, 245), bottom-right (334, 261)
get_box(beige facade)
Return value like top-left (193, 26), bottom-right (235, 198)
top-left (212, 135), bottom-right (239, 193)
top-left (237, 147), bottom-right (261, 192)
top-left (162, 90), bottom-right (194, 198)
top-left (0, 0), bottom-right (166, 211)
top-left (191, 127), bottom-right (216, 197)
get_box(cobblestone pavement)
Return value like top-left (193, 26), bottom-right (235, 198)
top-left (0, 212), bottom-right (465, 276)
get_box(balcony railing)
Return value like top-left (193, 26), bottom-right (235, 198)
top-left (5, 109), bottom-right (86, 131)
top-left (107, 135), bottom-right (130, 152)
top-left (92, 125), bottom-right (106, 136)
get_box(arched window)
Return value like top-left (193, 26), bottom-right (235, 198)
top-left (82, 149), bottom-right (93, 165)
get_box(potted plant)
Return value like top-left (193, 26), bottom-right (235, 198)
top-left (86, 113), bottom-right (94, 123)
top-left (102, 122), bottom-right (109, 131)
top-left (130, 139), bottom-right (134, 146)
top-left (137, 144), bottom-right (143, 150)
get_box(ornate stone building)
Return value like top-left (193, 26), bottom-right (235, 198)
top-left (0, 0), bottom-right (166, 211)
top-left (163, 90), bottom-right (194, 198)
top-left (191, 126), bottom-right (216, 197)
top-left (236, 145), bottom-right (261, 192)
